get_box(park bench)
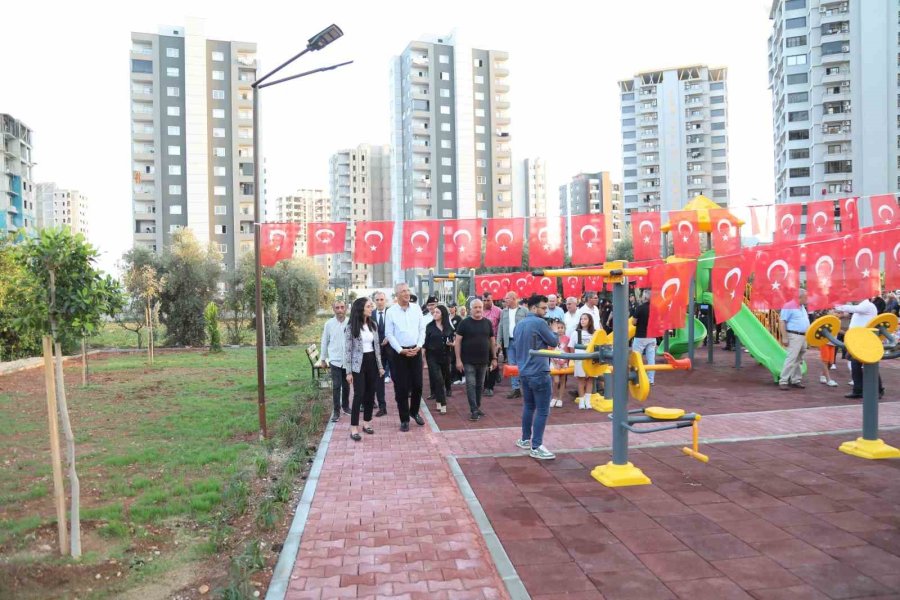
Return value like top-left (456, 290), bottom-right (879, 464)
top-left (306, 344), bottom-right (331, 389)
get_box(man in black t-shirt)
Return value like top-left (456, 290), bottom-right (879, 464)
top-left (630, 289), bottom-right (656, 385)
top-left (454, 299), bottom-right (498, 421)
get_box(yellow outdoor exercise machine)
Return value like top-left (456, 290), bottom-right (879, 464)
top-left (807, 312), bottom-right (900, 460)
top-left (528, 264), bottom-right (708, 487)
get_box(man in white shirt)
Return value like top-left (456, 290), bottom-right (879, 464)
top-left (563, 296), bottom-right (580, 338)
top-left (545, 294), bottom-right (566, 322)
top-left (319, 300), bottom-right (350, 422)
top-left (835, 297), bottom-right (884, 399)
top-left (385, 282), bottom-right (427, 431)
top-left (575, 292), bottom-right (602, 332)
top-left (372, 291), bottom-right (391, 417)
top-left (498, 291), bottom-right (528, 398)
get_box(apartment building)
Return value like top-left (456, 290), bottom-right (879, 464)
top-left (1, 114), bottom-right (36, 235)
top-left (515, 157), bottom-right (550, 217)
top-left (272, 188), bottom-right (331, 276)
top-left (619, 65), bottom-right (730, 220)
top-left (768, 0), bottom-right (899, 213)
top-left (559, 171), bottom-right (620, 253)
top-left (35, 183), bottom-right (89, 238)
top-left (130, 19), bottom-right (257, 268)
top-left (329, 144), bottom-right (393, 289)
top-left (389, 32), bottom-right (512, 277)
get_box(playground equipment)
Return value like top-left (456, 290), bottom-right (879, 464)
top-left (807, 313), bottom-right (900, 460)
top-left (533, 264), bottom-right (705, 487)
top-left (416, 269), bottom-right (475, 306)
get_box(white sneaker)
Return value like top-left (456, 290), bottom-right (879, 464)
top-left (556, 399), bottom-right (564, 407)
top-left (530, 445), bottom-right (556, 460)
top-left (830, 364), bottom-right (837, 370)
top-left (820, 375), bottom-right (828, 384)
top-left (826, 380), bottom-right (838, 387)
top-left (439, 405), bottom-right (447, 414)
top-left (515, 438), bottom-right (531, 450)
top-left (550, 398), bottom-right (558, 408)
top-left (385, 376), bottom-right (392, 383)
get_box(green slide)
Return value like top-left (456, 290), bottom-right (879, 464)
top-left (722, 301), bottom-right (801, 382)
top-left (657, 317), bottom-right (707, 359)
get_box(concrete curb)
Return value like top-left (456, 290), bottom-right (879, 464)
top-left (265, 418), bottom-right (335, 600)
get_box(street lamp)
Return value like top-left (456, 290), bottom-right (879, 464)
top-left (251, 25), bottom-right (351, 439)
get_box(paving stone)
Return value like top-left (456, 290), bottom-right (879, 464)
top-left (614, 527), bottom-right (689, 554)
top-left (750, 539), bottom-right (835, 568)
top-left (516, 561), bottom-right (597, 595)
top-left (748, 584), bottom-right (830, 600)
top-left (638, 550), bottom-right (721, 582)
top-left (711, 556), bottom-right (802, 590)
top-left (666, 577), bottom-right (755, 600)
top-left (678, 533), bottom-right (760, 561)
top-left (791, 562), bottom-right (892, 599)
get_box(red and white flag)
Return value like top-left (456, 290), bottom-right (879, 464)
top-left (805, 238), bottom-right (842, 311)
top-left (533, 275), bottom-right (558, 296)
top-left (884, 228), bottom-right (900, 291)
top-left (840, 197), bottom-right (859, 232)
top-left (306, 222), bottom-right (347, 256)
top-left (805, 201), bottom-right (834, 239)
top-left (632, 212), bottom-right (661, 261)
top-left (670, 210), bottom-right (701, 258)
top-left (400, 220), bottom-right (440, 269)
top-left (870, 194), bottom-right (899, 230)
top-left (583, 275), bottom-right (604, 293)
top-left (485, 218), bottom-right (525, 267)
top-left (570, 213), bottom-right (606, 265)
top-left (562, 275), bottom-right (583, 299)
top-left (511, 272), bottom-right (534, 298)
top-left (842, 230), bottom-right (882, 303)
top-left (709, 209), bottom-right (741, 257)
top-left (750, 205), bottom-right (772, 238)
top-left (442, 219), bottom-right (481, 269)
top-left (475, 274), bottom-right (511, 297)
top-left (528, 217), bottom-right (565, 268)
top-left (647, 260), bottom-right (694, 337)
top-left (260, 223), bottom-right (299, 267)
top-left (774, 204), bottom-right (802, 244)
top-left (631, 259), bottom-right (662, 288)
top-left (711, 255), bottom-right (747, 323)
top-left (749, 244), bottom-right (800, 310)
top-left (354, 221), bottom-right (394, 265)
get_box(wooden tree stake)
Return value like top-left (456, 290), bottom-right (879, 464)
top-left (42, 335), bottom-right (68, 555)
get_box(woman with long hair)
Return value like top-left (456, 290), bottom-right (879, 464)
top-left (344, 297), bottom-right (384, 441)
top-left (423, 304), bottom-right (454, 414)
top-left (572, 312), bottom-right (596, 409)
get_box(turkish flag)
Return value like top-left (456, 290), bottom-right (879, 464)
top-left (884, 227), bottom-right (900, 291)
top-left (476, 274), bottom-right (510, 297)
top-left (511, 272), bottom-right (534, 298)
top-left (533, 275), bottom-right (558, 296)
top-left (870, 194), bottom-right (899, 230)
top-left (774, 204), bottom-right (802, 244)
top-left (260, 223), bottom-right (299, 267)
top-left (842, 230), bottom-right (882, 302)
top-left (708, 208), bottom-right (741, 257)
top-left (632, 212), bottom-right (661, 261)
top-left (485, 218), bottom-right (525, 267)
top-left (442, 219), bottom-right (481, 269)
top-left (750, 243), bottom-right (800, 310)
top-left (528, 217), bottom-right (565, 268)
top-left (670, 210), bottom-right (701, 258)
top-left (840, 197), bottom-right (859, 232)
top-left (570, 214), bottom-right (606, 265)
top-left (647, 260), bottom-right (695, 337)
top-left (711, 255), bottom-right (748, 323)
top-left (562, 275), bottom-right (583, 299)
top-left (805, 201), bottom-right (835, 239)
top-left (400, 220), bottom-right (440, 269)
top-left (805, 238), bottom-right (842, 311)
top-left (583, 274), bottom-right (604, 292)
top-left (307, 222), bottom-right (347, 256)
top-left (354, 221), bottom-right (394, 264)
top-left (631, 259), bottom-right (662, 288)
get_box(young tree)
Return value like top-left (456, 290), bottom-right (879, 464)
top-left (204, 302), bottom-right (222, 352)
top-left (268, 258), bottom-right (327, 345)
top-left (10, 228), bottom-right (121, 557)
top-left (223, 255), bottom-right (254, 346)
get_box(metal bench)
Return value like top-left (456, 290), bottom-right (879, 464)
top-left (306, 344), bottom-right (331, 389)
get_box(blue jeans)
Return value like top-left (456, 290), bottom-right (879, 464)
top-left (506, 341), bottom-right (520, 390)
top-left (521, 373), bottom-right (552, 448)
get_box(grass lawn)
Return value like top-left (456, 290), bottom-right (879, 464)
top-left (0, 316), bottom-right (330, 599)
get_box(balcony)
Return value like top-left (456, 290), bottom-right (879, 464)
top-left (821, 67), bottom-right (849, 84)
top-left (413, 160), bottom-right (430, 171)
top-left (641, 155), bottom-right (659, 164)
top-left (638, 103), bottom-right (657, 114)
top-left (495, 129), bottom-right (511, 140)
top-left (819, 3), bottom-right (849, 23)
top-left (132, 128), bottom-right (154, 141)
top-left (237, 56), bottom-right (258, 68)
top-left (411, 55), bottom-right (429, 67)
top-left (639, 116), bottom-right (658, 126)
top-left (494, 112), bottom-right (510, 125)
top-left (494, 95), bottom-right (510, 109)
top-left (821, 49), bottom-right (850, 65)
top-left (685, 110), bottom-right (704, 121)
top-left (412, 142), bottom-right (430, 154)
top-left (417, 178), bottom-right (432, 188)
top-left (639, 87), bottom-right (657, 97)
top-left (494, 81), bottom-right (509, 93)
top-left (410, 71), bottom-right (429, 84)
top-left (133, 204), bottom-right (157, 216)
top-left (135, 231), bottom-right (156, 241)
top-left (640, 130), bottom-right (658, 139)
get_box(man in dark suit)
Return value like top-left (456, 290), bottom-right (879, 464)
top-left (373, 291), bottom-right (390, 417)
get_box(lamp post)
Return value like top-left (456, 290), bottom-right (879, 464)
top-left (251, 24), bottom-right (351, 439)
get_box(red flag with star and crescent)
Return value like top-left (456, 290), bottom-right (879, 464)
top-left (528, 217), bottom-right (565, 268)
top-left (670, 210), bottom-right (701, 258)
top-left (631, 259), bottom-right (662, 288)
top-left (442, 219), bottom-right (481, 269)
top-left (632, 212), bottom-right (661, 261)
top-left (840, 197), bottom-right (859, 233)
top-left (485, 218), bottom-right (525, 267)
top-left (805, 201), bottom-right (834, 240)
top-left (749, 243), bottom-right (800, 310)
top-left (774, 204), bottom-right (802, 244)
top-left (570, 214), bottom-right (606, 265)
top-left (842, 230), bottom-right (882, 302)
top-left (475, 274), bottom-right (510, 297)
top-left (307, 222), bottom-right (347, 256)
top-left (400, 220), bottom-right (440, 269)
top-left (583, 274), bottom-right (604, 292)
top-left (533, 275), bottom-right (558, 296)
top-left (260, 223), bottom-right (299, 267)
top-left (870, 194), bottom-right (899, 230)
top-left (711, 255), bottom-right (747, 323)
top-left (884, 227), bottom-right (900, 291)
top-left (805, 238), bottom-right (842, 311)
top-left (353, 221), bottom-right (394, 265)
top-left (511, 272), bottom-right (534, 298)
top-left (708, 208), bottom-right (741, 257)
top-left (647, 260), bottom-right (695, 337)
top-left (562, 275), bottom-right (583, 299)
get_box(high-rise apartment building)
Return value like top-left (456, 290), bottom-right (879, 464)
top-left (272, 188), bottom-right (331, 276)
top-left (516, 157), bottom-right (549, 217)
top-left (390, 32), bottom-right (512, 277)
top-left (768, 0), bottom-right (899, 209)
top-left (130, 19), bottom-right (257, 268)
top-left (559, 172), bottom-right (620, 253)
top-left (619, 65), bottom-right (730, 220)
top-left (1, 114), bottom-right (36, 235)
top-left (35, 183), bottom-right (90, 238)
top-left (329, 144), bottom-right (393, 289)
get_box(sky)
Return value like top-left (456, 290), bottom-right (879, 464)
top-left (1, 0), bottom-right (776, 275)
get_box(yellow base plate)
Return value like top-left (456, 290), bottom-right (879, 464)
top-left (591, 462), bottom-right (651, 487)
top-left (839, 438), bottom-right (900, 460)
top-left (590, 394), bottom-right (613, 413)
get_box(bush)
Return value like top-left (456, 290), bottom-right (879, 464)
top-left (205, 302), bottom-right (222, 352)
top-left (268, 258), bottom-right (327, 345)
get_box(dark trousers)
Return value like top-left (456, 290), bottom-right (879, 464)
top-left (850, 358), bottom-right (884, 396)
top-left (391, 349), bottom-right (423, 423)
top-left (375, 347), bottom-right (389, 411)
top-left (351, 352), bottom-right (377, 426)
top-left (330, 364), bottom-right (350, 414)
top-left (463, 363), bottom-right (488, 414)
top-left (426, 351), bottom-right (451, 406)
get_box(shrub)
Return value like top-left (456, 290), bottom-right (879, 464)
top-left (204, 302), bottom-right (222, 352)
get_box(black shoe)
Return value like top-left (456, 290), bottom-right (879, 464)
top-left (483, 389), bottom-right (494, 397)
top-left (476, 408), bottom-right (485, 417)
top-left (844, 393), bottom-right (863, 399)
top-left (469, 412), bottom-right (480, 421)
top-left (342, 407), bottom-right (352, 416)
top-left (789, 382), bottom-right (805, 389)
top-left (412, 414), bottom-right (425, 426)
top-left (446, 390), bottom-right (453, 398)
top-left (362, 426), bottom-right (374, 435)
top-left (350, 432), bottom-right (362, 441)
top-left (507, 389), bottom-right (522, 399)
top-left (330, 412), bottom-right (340, 422)
top-left (400, 422), bottom-right (410, 432)
top-left (375, 408), bottom-right (387, 417)
top-left (879, 390), bottom-right (885, 399)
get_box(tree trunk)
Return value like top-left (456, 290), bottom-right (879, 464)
top-left (42, 336), bottom-right (68, 555)
top-left (80, 338), bottom-right (87, 386)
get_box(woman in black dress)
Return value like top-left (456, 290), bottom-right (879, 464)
top-left (423, 304), bottom-right (454, 414)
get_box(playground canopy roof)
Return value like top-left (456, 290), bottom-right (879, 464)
top-left (660, 194), bottom-right (745, 233)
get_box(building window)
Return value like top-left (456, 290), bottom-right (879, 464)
top-left (624, 169), bottom-right (637, 177)
top-left (214, 205), bottom-right (227, 215)
top-left (785, 35), bottom-right (807, 48)
top-left (213, 166), bottom-right (226, 176)
top-left (710, 82), bottom-right (724, 91)
top-left (711, 109), bottom-right (725, 117)
top-left (166, 86), bottom-right (180, 97)
top-left (785, 54), bottom-right (808, 66)
top-left (211, 51), bottom-right (224, 61)
top-left (167, 125), bottom-right (181, 135)
top-left (212, 89), bottom-right (225, 100)
top-left (623, 118), bottom-right (635, 127)
top-left (440, 123), bottom-right (451, 132)
top-left (789, 148), bottom-right (810, 159)
top-left (710, 95), bottom-right (724, 104)
top-left (440, 72), bottom-right (450, 81)
top-left (474, 91), bottom-right (485, 101)
top-left (440, 88), bottom-right (450, 98)
top-left (441, 191), bottom-right (453, 201)
top-left (786, 72), bottom-right (808, 85)
top-left (624, 156), bottom-right (637, 164)
top-left (474, 75), bottom-right (484, 84)
top-left (166, 47), bottom-right (179, 58)
top-left (475, 142), bottom-right (486, 151)
top-left (169, 205), bottom-right (182, 215)
top-left (442, 157), bottom-right (452, 166)
top-left (215, 225), bottom-right (227, 234)
top-left (473, 58), bottom-right (483, 68)
top-left (825, 160), bottom-right (852, 174)
top-left (214, 186), bottom-right (226, 196)
top-left (441, 174), bottom-right (452, 183)
top-left (476, 176), bottom-right (487, 184)
top-left (214, 147), bottom-right (226, 157)
top-left (212, 108), bottom-right (225, 119)
top-left (788, 128), bottom-right (809, 140)
top-left (622, 92), bottom-right (634, 100)
top-left (712, 148), bottom-right (726, 157)
top-left (166, 67), bottom-right (180, 77)
top-left (131, 59), bottom-right (153, 74)
top-left (167, 145), bottom-right (181, 156)
top-left (213, 128), bottom-right (225, 138)
top-left (476, 193), bottom-right (484, 201)
top-left (439, 54), bottom-right (450, 64)
top-left (713, 175), bottom-right (728, 184)
top-left (212, 70), bottom-right (225, 80)
top-left (167, 106), bottom-right (180, 116)
top-left (713, 162), bottom-right (727, 171)
top-left (822, 41), bottom-right (849, 55)
top-left (788, 91), bottom-right (808, 103)
top-left (441, 139), bottom-right (451, 149)
top-left (440, 105), bottom-right (451, 115)
top-left (475, 125), bottom-right (485, 134)
top-left (168, 184), bottom-right (182, 195)
top-left (788, 110), bottom-right (809, 122)
top-left (785, 0), bottom-right (806, 9)
top-left (475, 108), bottom-right (485, 117)
top-left (789, 186), bottom-right (810, 197)
top-left (623, 143), bottom-right (636, 152)
top-left (785, 16), bottom-right (806, 29)
top-left (476, 159), bottom-right (486, 167)
top-left (623, 130), bottom-right (636, 139)
top-left (622, 105), bottom-right (635, 114)
top-left (789, 167), bottom-right (810, 178)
